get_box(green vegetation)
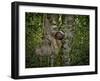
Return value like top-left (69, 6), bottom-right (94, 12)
top-left (25, 12), bottom-right (89, 68)
top-left (69, 16), bottom-right (89, 65)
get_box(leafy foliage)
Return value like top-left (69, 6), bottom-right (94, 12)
top-left (25, 12), bottom-right (89, 68)
top-left (69, 15), bottom-right (89, 65)
top-left (25, 13), bottom-right (43, 67)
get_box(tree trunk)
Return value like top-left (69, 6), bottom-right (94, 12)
top-left (61, 15), bottom-right (75, 65)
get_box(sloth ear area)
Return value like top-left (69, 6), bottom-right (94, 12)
top-left (51, 31), bottom-right (56, 37)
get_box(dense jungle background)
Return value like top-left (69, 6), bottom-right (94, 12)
top-left (25, 12), bottom-right (89, 68)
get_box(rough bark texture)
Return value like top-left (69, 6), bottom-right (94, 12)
top-left (61, 15), bottom-right (75, 65)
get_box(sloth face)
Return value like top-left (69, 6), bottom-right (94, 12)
top-left (54, 31), bottom-right (65, 40)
